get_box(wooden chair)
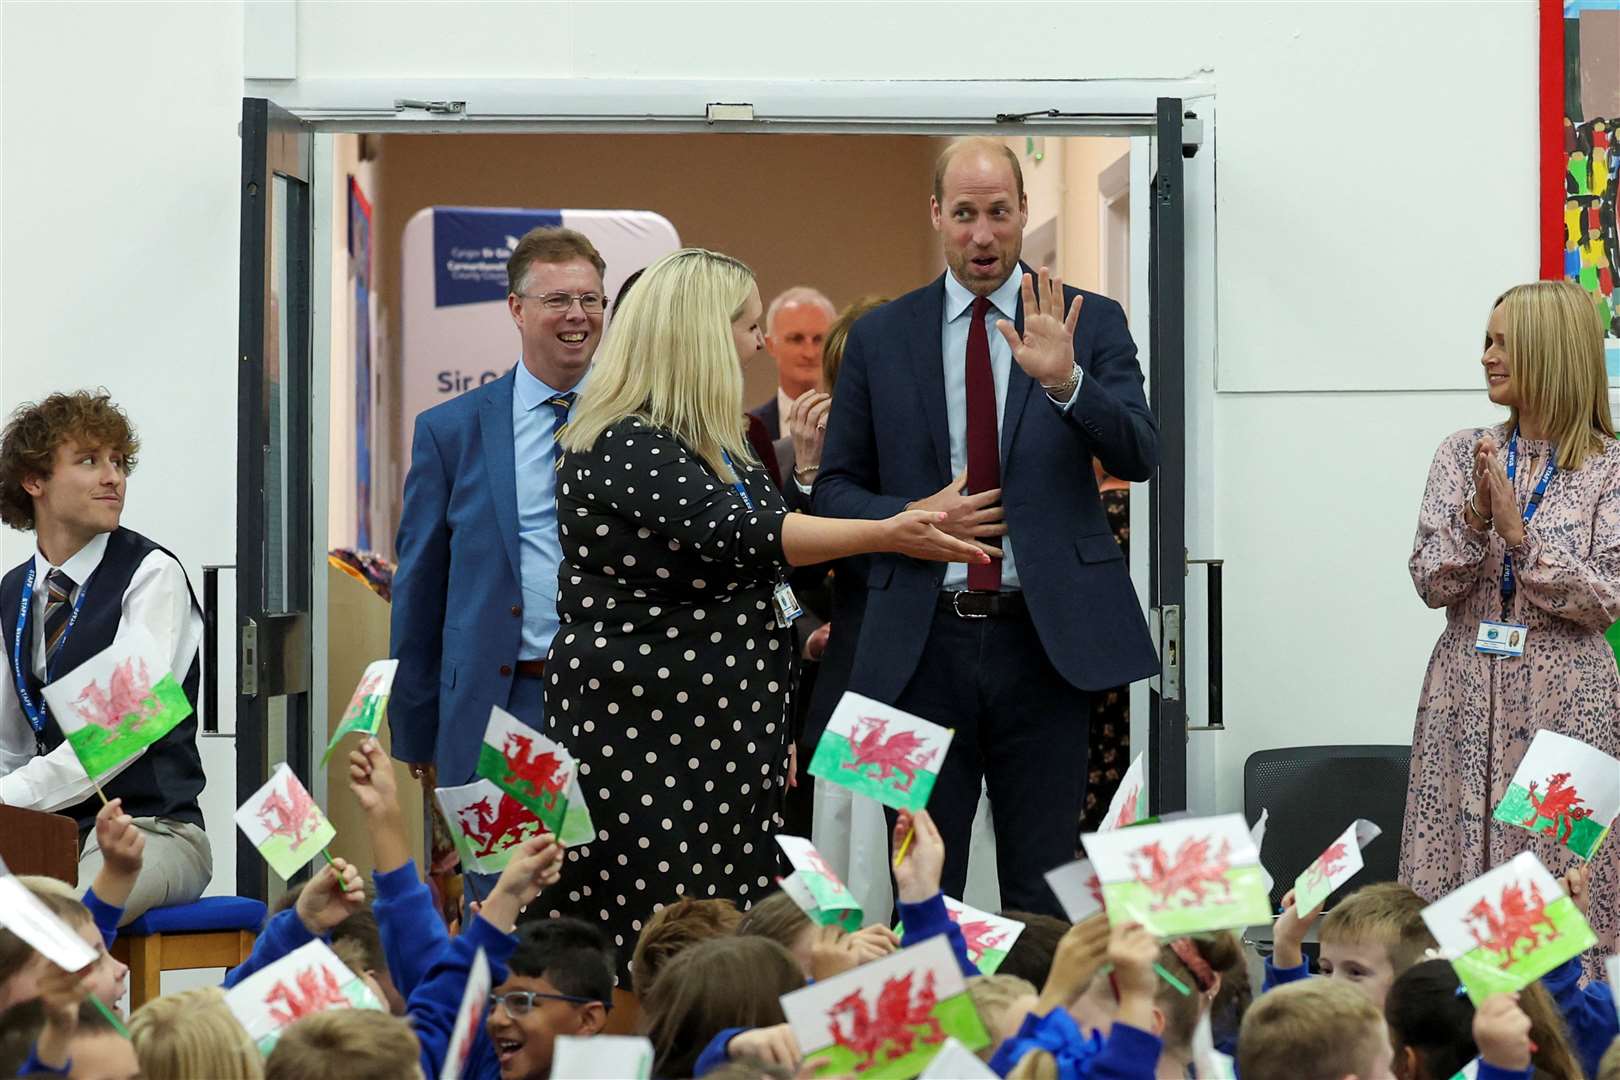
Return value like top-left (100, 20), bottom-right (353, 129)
top-left (0, 804), bottom-right (78, 882)
top-left (110, 896), bottom-right (267, 1010)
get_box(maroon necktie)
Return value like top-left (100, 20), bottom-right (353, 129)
top-left (965, 296), bottom-right (1001, 591)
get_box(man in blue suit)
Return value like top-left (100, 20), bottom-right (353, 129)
top-left (814, 138), bottom-right (1158, 913)
top-left (390, 227), bottom-right (606, 820)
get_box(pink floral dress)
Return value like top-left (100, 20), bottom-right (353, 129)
top-left (1401, 423), bottom-right (1620, 974)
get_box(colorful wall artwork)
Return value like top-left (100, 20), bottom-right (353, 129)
top-left (1542, 1), bottom-right (1620, 377)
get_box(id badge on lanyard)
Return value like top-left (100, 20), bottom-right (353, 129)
top-left (1476, 430), bottom-right (1553, 659)
top-left (10, 563), bottom-right (90, 754)
top-left (722, 452), bottom-right (801, 630)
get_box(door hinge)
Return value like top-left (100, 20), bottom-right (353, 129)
top-left (240, 618), bottom-right (258, 699)
top-left (1160, 604), bottom-right (1182, 702)
top-left (705, 102), bottom-right (755, 123)
top-left (395, 98), bottom-right (466, 116)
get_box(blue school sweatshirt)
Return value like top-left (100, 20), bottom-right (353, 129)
top-left (373, 859), bottom-right (447, 997)
top-left (16, 1049), bottom-right (68, 1076)
top-left (1539, 955), bottom-right (1617, 1079)
top-left (988, 1008), bottom-right (1164, 1080)
top-left (221, 908), bottom-right (323, 988)
top-left (80, 888), bottom-right (122, 949)
top-left (1259, 956), bottom-right (1309, 993)
top-left (897, 892), bottom-right (980, 978)
top-left (1475, 1062), bottom-right (1533, 1080)
top-left (408, 913), bottom-right (516, 1080)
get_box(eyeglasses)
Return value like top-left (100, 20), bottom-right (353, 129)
top-left (517, 291), bottom-right (605, 313)
top-left (488, 990), bottom-right (601, 1017)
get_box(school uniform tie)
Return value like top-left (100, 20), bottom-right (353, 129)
top-left (43, 569), bottom-right (76, 658)
top-left (548, 392), bottom-right (576, 470)
top-left (965, 296), bottom-right (1002, 591)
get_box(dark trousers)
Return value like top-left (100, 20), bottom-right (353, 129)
top-left (889, 605), bottom-right (1088, 917)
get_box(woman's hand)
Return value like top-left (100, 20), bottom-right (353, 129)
top-left (788, 391), bottom-right (833, 474)
top-left (882, 509), bottom-right (992, 564)
top-left (1481, 447), bottom-right (1524, 547)
top-left (1467, 437), bottom-right (1495, 530)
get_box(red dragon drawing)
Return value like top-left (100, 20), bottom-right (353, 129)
top-left (1128, 835), bottom-right (1234, 910)
top-left (457, 793), bottom-right (539, 857)
top-left (947, 912), bottom-right (1012, 961)
top-left (264, 964), bottom-right (350, 1026)
top-left (1465, 880), bottom-right (1560, 968)
top-left (499, 733), bottom-right (570, 810)
top-left (69, 657), bottom-right (159, 733)
top-left (1520, 773), bottom-right (1593, 846)
top-left (257, 778), bottom-right (323, 848)
top-left (1111, 782), bottom-right (1142, 828)
top-left (840, 716), bottom-right (940, 794)
top-left (1302, 840), bottom-right (1351, 894)
top-left (339, 669), bottom-right (387, 728)
top-left (826, 969), bottom-right (945, 1070)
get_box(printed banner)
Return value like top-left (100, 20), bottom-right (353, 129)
top-left (0, 867), bottom-right (98, 973)
top-left (551, 1035), bottom-right (654, 1079)
top-left (1422, 851), bottom-right (1597, 1004)
top-left (808, 693), bottom-right (953, 812)
top-left (1100, 754), bottom-right (1148, 831)
top-left (475, 707), bottom-right (574, 836)
top-left (223, 939), bottom-right (383, 1055)
top-left (1045, 857), bottom-right (1106, 923)
top-left (898, 898), bottom-right (1024, 976)
top-left (777, 834), bottom-right (862, 932)
top-left (441, 947), bottom-right (490, 1080)
top-left (43, 626), bottom-right (191, 779)
top-left (1493, 730), bottom-right (1619, 860)
top-left (235, 763), bottom-right (337, 879)
top-left (781, 935), bottom-right (990, 1079)
top-left (1291, 819), bottom-right (1383, 916)
top-left (322, 659), bottom-right (399, 764)
top-left (436, 779), bottom-right (545, 875)
top-left (1080, 813), bottom-right (1272, 936)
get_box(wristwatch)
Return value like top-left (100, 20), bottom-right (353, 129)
top-left (1042, 365), bottom-right (1081, 402)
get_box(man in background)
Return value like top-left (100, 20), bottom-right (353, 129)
top-left (750, 285), bottom-right (835, 441)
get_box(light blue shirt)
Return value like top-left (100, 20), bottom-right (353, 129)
top-left (512, 360), bottom-right (572, 660)
top-left (940, 269), bottom-right (1082, 592)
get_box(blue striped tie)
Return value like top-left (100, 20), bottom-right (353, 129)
top-left (43, 569), bottom-right (75, 656)
top-left (548, 392), bottom-right (575, 470)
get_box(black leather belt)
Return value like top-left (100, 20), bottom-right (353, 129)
top-left (938, 590), bottom-right (1028, 620)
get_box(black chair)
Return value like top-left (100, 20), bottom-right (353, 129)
top-left (1244, 744), bottom-right (1411, 915)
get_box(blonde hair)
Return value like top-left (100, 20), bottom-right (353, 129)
top-left (1320, 882), bottom-right (1437, 976)
top-left (265, 1009), bottom-right (421, 1080)
top-left (129, 987), bottom-right (262, 1080)
top-left (1237, 979), bottom-right (1385, 1080)
top-left (16, 875), bottom-right (78, 902)
top-left (967, 973), bottom-right (1036, 1050)
top-left (1598, 1038), bottom-right (1620, 1080)
top-left (1495, 280), bottom-right (1614, 470)
top-left (560, 247), bottom-right (756, 483)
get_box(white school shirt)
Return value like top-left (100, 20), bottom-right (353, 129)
top-left (0, 531), bottom-right (203, 811)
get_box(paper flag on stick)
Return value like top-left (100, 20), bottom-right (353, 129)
top-left (776, 835), bottom-right (862, 932)
top-left (1492, 730), bottom-right (1619, 860)
top-left (43, 625), bottom-right (191, 781)
top-left (557, 772), bottom-right (595, 848)
top-left (1291, 819), bottom-right (1382, 916)
top-left (917, 1037), bottom-right (997, 1079)
top-left (322, 659), bottom-right (398, 764)
top-left (1044, 857), bottom-right (1106, 923)
top-left (1421, 851), bottom-right (1596, 1004)
top-left (223, 939), bottom-right (383, 1055)
top-left (235, 763), bottom-right (337, 879)
top-left (1192, 1012), bottom-right (1237, 1080)
top-left (808, 692), bottom-right (953, 812)
top-left (1250, 808), bottom-right (1274, 896)
top-left (475, 707), bottom-right (575, 836)
top-left (551, 1035), bottom-right (654, 1079)
top-left (1080, 813), bottom-right (1272, 936)
top-left (0, 865), bottom-right (98, 973)
top-left (1100, 754), bottom-right (1148, 831)
top-left (436, 780), bottom-right (545, 875)
top-left (901, 898), bottom-right (1024, 975)
top-left (781, 935), bottom-right (989, 1078)
top-left (440, 947), bottom-right (490, 1080)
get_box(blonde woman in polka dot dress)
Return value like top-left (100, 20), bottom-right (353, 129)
top-left (547, 249), bottom-right (987, 981)
top-left (1402, 281), bottom-right (1620, 974)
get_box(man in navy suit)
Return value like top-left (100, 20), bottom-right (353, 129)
top-left (748, 285), bottom-right (834, 441)
top-left (814, 138), bottom-right (1158, 913)
top-left (390, 227), bottom-right (606, 817)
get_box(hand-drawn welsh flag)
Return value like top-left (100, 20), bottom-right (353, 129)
top-left (235, 763), bottom-right (337, 879)
top-left (1100, 753), bottom-right (1149, 831)
top-left (899, 898), bottom-right (1025, 975)
top-left (781, 934), bottom-right (989, 1079)
top-left (808, 693), bottom-right (952, 812)
top-left (1291, 819), bottom-right (1383, 916)
top-left (1421, 851), bottom-right (1596, 1004)
top-left (436, 779), bottom-right (544, 875)
top-left (556, 772), bottom-right (595, 848)
top-left (918, 1037), bottom-right (997, 1079)
top-left (223, 938), bottom-right (383, 1055)
top-left (42, 626), bottom-right (191, 780)
top-left (1044, 857), bottom-right (1106, 922)
top-left (551, 1035), bottom-right (654, 1080)
top-left (777, 834), bottom-right (862, 932)
top-left (475, 707), bottom-right (575, 835)
top-left (1080, 813), bottom-right (1272, 936)
top-left (440, 947), bottom-right (490, 1080)
top-left (1493, 730), bottom-right (1619, 860)
top-left (0, 860), bottom-right (99, 974)
top-left (322, 659), bottom-right (399, 764)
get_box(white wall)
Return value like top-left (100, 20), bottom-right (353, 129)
top-left (0, 2), bottom-right (1537, 850)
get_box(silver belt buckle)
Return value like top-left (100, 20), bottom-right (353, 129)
top-left (951, 591), bottom-right (989, 619)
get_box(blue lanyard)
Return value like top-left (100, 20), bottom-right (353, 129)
top-left (10, 562), bottom-right (92, 741)
top-left (1499, 430), bottom-right (1556, 604)
top-left (721, 452), bottom-right (754, 512)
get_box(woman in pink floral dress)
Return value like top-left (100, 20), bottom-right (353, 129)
top-left (1402, 281), bottom-right (1620, 971)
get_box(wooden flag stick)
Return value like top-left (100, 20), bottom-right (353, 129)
top-left (892, 826), bottom-right (915, 869)
top-left (320, 848), bottom-right (338, 870)
top-left (89, 776), bottom-right (108, 807)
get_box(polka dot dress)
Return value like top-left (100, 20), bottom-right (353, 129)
top-left (543, 417), bottom-right (793, 982)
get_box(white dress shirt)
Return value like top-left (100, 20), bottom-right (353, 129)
top-left (940, 269), bottom-right (1083, 592)
top-left (776, 388), bottom-right (800, 438)
top-left (0, 531), bottom-right (203, 811)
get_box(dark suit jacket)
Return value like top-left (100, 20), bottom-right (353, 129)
top-left (749, 396), bottom-right (781, 442)
top-left (813, 270), bottom-right (1160, 703)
